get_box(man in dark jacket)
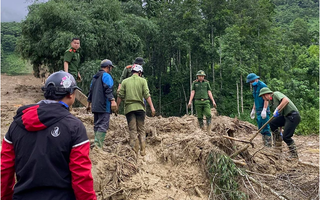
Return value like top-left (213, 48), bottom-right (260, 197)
top-left (0, 71), bottom-right (96, 200)
top-left (87, 59), bottom-right (117, 148)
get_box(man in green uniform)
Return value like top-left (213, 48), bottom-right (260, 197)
top-left (64, 38), bottom-right (81, 81)
top-left (117, 65), bottom-right (156, 156)
top-left (117, 57), bottom-right (145, 93)
top-left (259, 88), bottom-right (301, 159)
top-left (188, 70), bottom-right (217, 133)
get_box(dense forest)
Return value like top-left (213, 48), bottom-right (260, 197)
top-left (1, 0), bottom-right (319, 135)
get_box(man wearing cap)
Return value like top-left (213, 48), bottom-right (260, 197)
top-left (117, 57), bottom-right (145, 93)
top-left (259, 88), bottom-right (300, 159)
top-left (64, 38), bottom-right (81, 81)
top-left (246, 73), bottom-right (272, 147)
top-left (188, 70), bottom-right (217, 133)
top-left (87, 59), bottom-right (118, 148)
top-left (117, 64), bottom-right (156, 156)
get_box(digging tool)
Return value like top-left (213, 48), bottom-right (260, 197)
top-left (74, 90), bottom-right (88, 106)
top-left (223, 135), bottom-right (254, 148)
top-left (230, 106), bottom-right (284, 158)
top-left (75, 90), bottom-right (118, 116)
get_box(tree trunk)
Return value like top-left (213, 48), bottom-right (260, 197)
top-left (211, 26), bottom-right (215, 87)
top-left (219, 39), bottom-right (222, 90)
top-left (237, 82), bottom-right (240, 117)
top-left (189, 49), bottom-right (193, 115)
top-left (241, 74), bottom-right (243, 113)
top-left (159, 71), bottom-right (162, 115)
top-left (174, 53), bottom-right (188, 115)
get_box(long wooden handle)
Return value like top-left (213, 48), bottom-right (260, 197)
top-left (230, 106), bottom-right (284, 158)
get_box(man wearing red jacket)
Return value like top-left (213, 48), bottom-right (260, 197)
top-left (1, 71), bottom-right (96, 200)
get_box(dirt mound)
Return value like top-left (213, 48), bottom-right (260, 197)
top-left (74, 107), bottom-right (319, 200)
top-left (1, 74), bottom-right (319, 200)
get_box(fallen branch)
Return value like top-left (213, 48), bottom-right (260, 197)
top-left (238, 169), bottom-right (288, 200)
top-left (298, 160), bottom-right (319, 168)
top-left (232, 159), bottom-right (247, 166)
top-left (223, 135), bottom-right (254, 147)
top-left (195, 186), bottom-right (203, 199)
top-left (245, 170), bottom-right (277, 178)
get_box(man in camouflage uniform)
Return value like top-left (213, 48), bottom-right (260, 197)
top-left (64, 38), bottom-right (81, 81)
top-left (188, 70), bottom-right (217, 133)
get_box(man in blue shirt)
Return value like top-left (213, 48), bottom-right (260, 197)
top-left (246, 73), bottom-right (272, 147)
top-left (87, 59), bottom-right (118, 148)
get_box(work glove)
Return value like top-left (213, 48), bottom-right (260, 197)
top-left (250, 108), bottom-right (255, 119)
top-left (273, 108), bottom-right (280, 117)
top-left (111, 105), bottom-right (118, 115)
top-left (261, 108), bottom-right (267, 119)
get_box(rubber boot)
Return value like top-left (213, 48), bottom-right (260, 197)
top-left (288, 142), bottom-right (298, 159)
top-left (206, 118), bottom-right (212, 134)
top-left (95, 131), bottom-right (106, 148)
top-left (133, 139), bottom-right (140, 155)
top-left (262, 134), bottom-right (272, 147)
top-left (139, 133), bottom-right (146, 156)
top-left (198, 118), bottom-right (204, 129)
top-left (273, 129), bottom-right (283, 152)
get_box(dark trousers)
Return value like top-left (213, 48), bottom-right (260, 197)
top-left (270, 114), bottom-right (301, 145)
top-left (93, 112), bottom-right (110, 132)
top-left (125, 110), bottom-right (146, 140)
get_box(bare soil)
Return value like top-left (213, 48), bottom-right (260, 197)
top-left (1, 74), bottom-right (319, 200)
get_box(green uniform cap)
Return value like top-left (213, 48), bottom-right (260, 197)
top-left (259, 87), bottom-right (273, 96)
top-left (196, 70), bottom-right (206, 76)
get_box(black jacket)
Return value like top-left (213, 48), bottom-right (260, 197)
top-left (1, 100), bottom-right (95, 200)
top-left (87, 70), bottom-right (114, 113)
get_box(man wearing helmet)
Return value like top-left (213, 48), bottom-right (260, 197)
top-left (1, 71), bottom-right (96, 200)
top-left (64, 38), bottom-right (81, 81)
top-left (188, 70), bottom-right (217, 133)
top-left (259, 88), bottom-right (300, 159)
top-left (246, 73), bottom-right (272, 147)
top-left (87, 59), bottom-right (118, 148)
top-left (117, 57), bottom-right (145, 93)
top-left (117, 64), bottom-right (156, 156)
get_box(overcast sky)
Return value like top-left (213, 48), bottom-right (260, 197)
top-left (1, 0), bottom-right (47, 22)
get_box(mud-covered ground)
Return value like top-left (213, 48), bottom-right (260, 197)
top-left (1, 74), bottom-right (319, 200)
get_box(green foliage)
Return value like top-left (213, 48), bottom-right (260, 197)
top-left (9, 0), bottom-right (319, 135)
top-left (207, 152), bottom-right (247, 200)
top-left (1, 22), bottom-right (21, 52)
top-left (1, 53), bottom-right (32, 75)
top-left (296, 107), bottom-right (319, 135)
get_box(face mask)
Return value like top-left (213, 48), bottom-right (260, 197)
top-left (252, 81), bottom-right (258, 86)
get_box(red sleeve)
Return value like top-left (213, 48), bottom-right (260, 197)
top-left (1, 139), bottom-right (15, 200)
top-left (69, 142), bottom-right (97, 200)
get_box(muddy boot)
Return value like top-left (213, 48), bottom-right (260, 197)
top-left (94, 131), bottom-right (106, 148)
top-left (262, 135), bottom-right (272, 147)
top-left (133, 139), bottom-right (140, 155)
top-left (139, 133), bottom-right (146, 156)
top-left (288, 142), bottom-right (298, 160)
top-left (273, 129), bottom-right (283, 152)
top-left (206, 118), bottom-right (212, 134)
top-left (198, 118), bottom-right (204, 129)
